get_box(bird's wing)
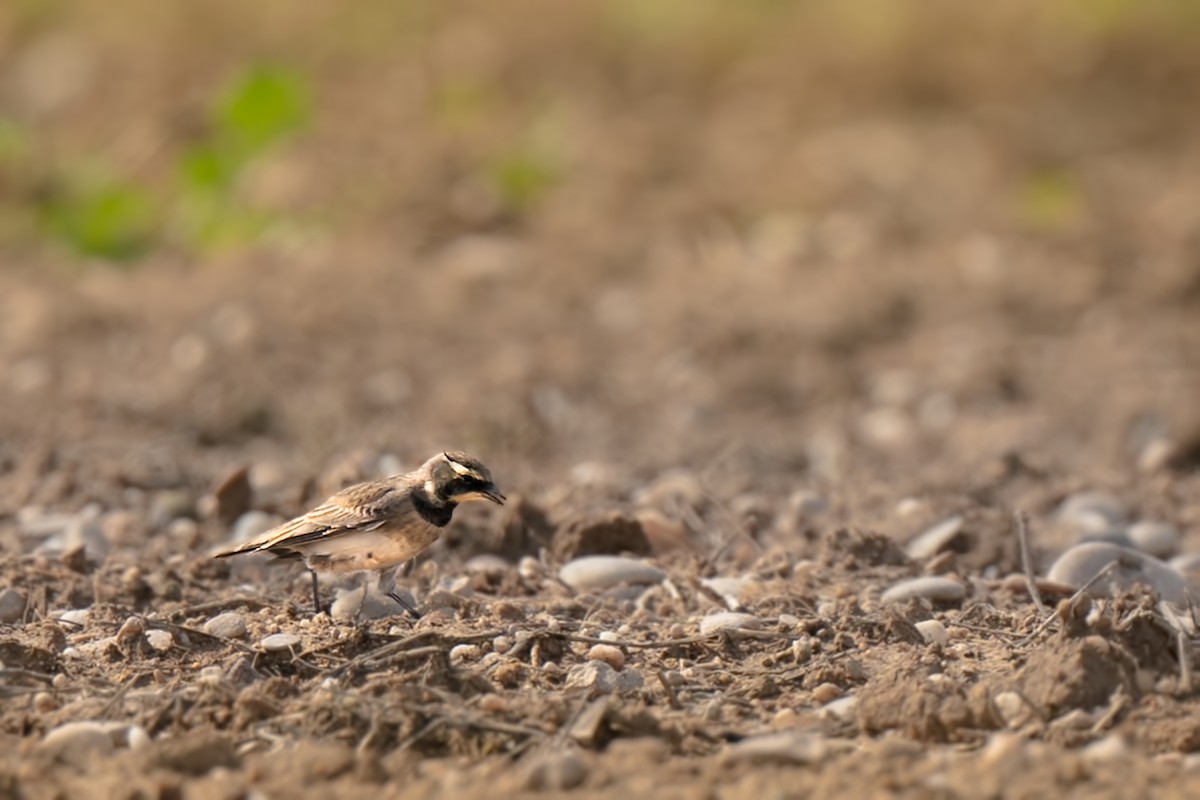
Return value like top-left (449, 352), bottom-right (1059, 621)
top-left (214, 479), bottom-right (409, 556)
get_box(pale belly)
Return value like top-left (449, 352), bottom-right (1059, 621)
top-left (299, 524), bottom-right (442, 573)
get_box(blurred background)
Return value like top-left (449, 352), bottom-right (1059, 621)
top-left (1, 0), bottom-right (1199, 525)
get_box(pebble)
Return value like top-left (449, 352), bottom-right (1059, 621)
top-left (27, 506), bottom-right (109, 561)
top-left (905, 516), bottom-right (966, 560)
top-left (1045, 542), bottom-right (1190, 606)
top-left (821, 696), bottom-right (857, 720)
top-left (992, 691), bottom-right (1034, 728)
top-left (145, 630), bottom-right (173, 652)
top-left (524, 751), bottom-right (588, 792)
top-left (230, 510), bottom-right (282, 545)
top-left (493, 635), bottom-right (514, 654)
top-left (40, 721), bottom-right (126, 767)
top-left (721, 732), bottom-right (840, 765)
top-left (565, 661), bottom-right (643, 694)
top-left (450, 644), bottom-right (481, 664)
top-left (116, 617), bottom-right (144, 642)
top-left (0, 588), bottom-right (26, 623)
top-left (260, 633), bottom-right (301, 652)
top-left (559, 556), bottom-right (665, 591)
top-left (330, 588), bottom-right (397, 621)
top-left (518, 556), bottom-right (545, 581)
top-left (1082, 733), bottom-right (1129, 764)
top-left (1057, 491), bottom-right (1126, 532)
top-left (203, 611), bottom-right (248, 639)
top-left (33, 692), bottom-right (57, 712)
top-left (1169, 552), bottom-right (1200, 578)
top-left (701, 576), bottom-right (751, 606)
top-left (56, 608), bottom-right (91, 627)
top-left (1127, 521), bottom-right (1181, 560)
top-left (880, 577), bottom-right (965, 604)
top-left (586, 644), bottom-right (625, 671)
top-left (465, 554), bottom-right (510, 575)
top-left (915, 619), bottom-right (949, 646)
top-left (812, 683), bottom-right (842, 704)
top-left (698, 612), bottom-right (763, 637)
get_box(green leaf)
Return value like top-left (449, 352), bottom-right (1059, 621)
top-left (215, 66), bottom-right (309, 156)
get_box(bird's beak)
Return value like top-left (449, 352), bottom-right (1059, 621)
top-left (482, 485), bottom-right (506, 505)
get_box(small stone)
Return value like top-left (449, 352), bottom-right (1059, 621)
top-left (145, 630), bottom-right (173, 652)
top-left (212, 465), bottom-right (253, 526)
top-left (821, 696), bottom-right (857, 720)
top-left (701, 576), bottom-right (751, 606)
top-left (230, 510), bottom-right (282, 545)
top-left (330, 588), bottom-right (397, 621)
top-left (465, 554), bottom-right (509, 575)
top-left (554, 511), bottom-right (651, 560)
top-left (1127, 521), bottom-right (1180, 560)
top-left (812, 683), bottom-right (842, 704)
top-left (0, 588), bottom-right (26, 623)
top-left (905, 516), bottom-right (967, 560)
top-left (559, 556), bottom-right (665, 591)
top-left (722, 732), bottom-right (836, 765)
top-left (915, 619), bottom-right (949, 646)
top-left (116, 617), bottom-right (144, 642)
top-left (565, 661), bottom-right (643, 694)
top-left (698, 612), bottom-right (762, 636)
top-left (992, 691), bottom-right (1034, 728)
top-left (524, 751), bottom-right (588, 792)
top-left (518, 556), bottom-right (545, 581)
top-left (450, 644), bottom-right (481, 664)
top-left (260, 633), bottom-right (301, 652)
top-left (56, 609), bottom-right (90, 627)
top-left (33, 692), bottom-right (57, 712)
top-left (1058, 492), bottom-right (1127, 531)
top-left (40, 722), bottom-right (118, 767)
top-left (880, 577), bottom-right (965, 604)
top-left (792, 638), bottom-right (813, 663)
top-left (586, 644), bottom-right (625, 671)
top-left (1082, 733), bottom-right (1129, 764)
top-left (203, 611), bottom-right (248, 639)
top-left (1046, 542), bottom-right (1190, 606)
top-left (493, 635), bottom-right (514, 654)
top-left (126, 726), bottom-right (151, 751)
top-left (479, 694), bottom-right (508, 713)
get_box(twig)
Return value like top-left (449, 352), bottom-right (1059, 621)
top-left (1015, 510), bottom-right (1045, 616)
top-left (167, 597), bottom-right (272, 621)
top-left (330, 629), bottom-right (503, 677)
top-left (1016, 561), bottom-right (1118, 646)
top-left (0, 668), bottom-right (55, 685)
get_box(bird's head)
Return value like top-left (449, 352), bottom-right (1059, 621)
top-left (424, 451), bottom-right (506, 506)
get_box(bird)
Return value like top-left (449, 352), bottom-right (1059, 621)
top-left (213, 451), bottom-right (505, 617)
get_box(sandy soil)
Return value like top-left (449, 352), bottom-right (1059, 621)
top-left (3, 1), bottom-right (1200, 797)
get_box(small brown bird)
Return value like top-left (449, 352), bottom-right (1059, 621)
top-left (214, 451), bottom-right (505, 616)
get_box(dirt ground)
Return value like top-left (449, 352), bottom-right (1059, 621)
top-left (4, 1), bottom-right (1200, 798)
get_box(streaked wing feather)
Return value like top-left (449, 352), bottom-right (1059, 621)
top-left (237, 480), bottom-right (405, 553)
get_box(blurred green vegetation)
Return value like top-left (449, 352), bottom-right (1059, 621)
top-left (0, 0), bottom-right (1197, 265)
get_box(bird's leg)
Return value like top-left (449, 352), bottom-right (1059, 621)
top-left (357, 578), bottom-right (370, 623)
top-left (309, 569), bottom-right (323, 615)
top-left (387, 590), bottom-right (421, 619)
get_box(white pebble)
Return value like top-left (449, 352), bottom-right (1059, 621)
top-left (203, 611), bottom-right (248, 639)
top-left (698, 612), bottom-right (762, 637)
top-left (260, 633), bottom-right (302, 652)
top-left (905, 516), bottom-right (965, 560)
top-left (565, 661), bottom-right (643, 693)
top-left (721, 732), bottom-right (835, 765)
top-left (992, 691), bottom-right (1033, 728)
top-left (915, 619), bottom-right (949, 646)
top-left (1082, 733), bottom-right (1129, 764)
top-left (881, 577), bottom-right (965, 604)
top-left (116, 617), bottom-right (144, 642)
top-left (559, 555), bottom-right (665, 591)
top-left (56, 608), bottom-right (90, 627)
top-left (145, 630), bottom-right (173, 652)
top-left (1046, 542), bottom-right (1190, 606)
top-left (450, 644), bottom-right (481, 664)
top-left (1127, 521), bottom-right (1180, 560)
top-left (820, 696), bottom-right (857, 720)
top-left (1058, 491), bottom-right (1127, 531)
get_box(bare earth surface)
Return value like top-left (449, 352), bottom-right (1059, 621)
top-left (3, 2), bottom-right (1200, 797)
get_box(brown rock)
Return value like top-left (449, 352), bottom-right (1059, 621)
top-left (492, 495), bottom-right (554, 560)
top-left (553, 511), bottom-right (651, 561)
top-left (212, 465), bottom-right (253, 526)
